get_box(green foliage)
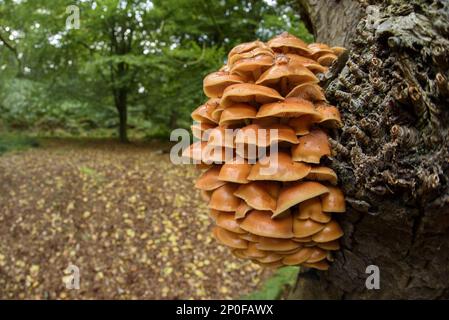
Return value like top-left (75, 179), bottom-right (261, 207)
top-left (0, 133), bottom-right (39, 154)
top-left (0, 0), bottom-right (313, 139)
top-left (242, 266), bottom-right (300, 300)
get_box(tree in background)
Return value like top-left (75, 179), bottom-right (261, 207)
top-left (0, 0), bottom-right (312, 141)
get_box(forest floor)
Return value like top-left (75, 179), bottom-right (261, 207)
top-left (0, 138), bottom-right (272, 299)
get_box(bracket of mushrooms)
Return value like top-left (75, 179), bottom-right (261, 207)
top-left (184, 32), bottom-right (346, 270)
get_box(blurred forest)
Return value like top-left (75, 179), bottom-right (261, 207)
top-left (0, 0), bottom-right (312, 141)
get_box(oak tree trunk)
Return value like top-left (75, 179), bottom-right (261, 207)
top-left (291, 0), bottom-right (449, 299)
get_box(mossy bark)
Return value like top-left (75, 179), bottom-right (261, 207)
top-left (291, 0), bottom-right (449, 299)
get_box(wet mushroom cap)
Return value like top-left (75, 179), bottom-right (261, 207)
top-left (207, 126), bottom-right (236, 148)
top-left (208, 183), bottom-right (241, 212)
top-left (285, 53), bottom-right (327, 74)
top-left (191, 99), bottom-right (220, 124)
top-left (247, 151), bottom-right (311, 182)
top-left (298, 198), bottom-right (332, 223)
top-left (256, 253), bottom-right (284, 263)
top-left (282, 247), bottom-right (314, 265)
top-left (221, 83), bottom-right (283, 108)
top-left (234, 123), bottom-right (298, 147)
top-left (306, 247), bottom-right (328, 263)
top-left (219, 103), bottom-right (257, 126)
top-left (235, 201), bottom-right (253, 219)
top-left (194, 166), bottom-right (227, 191)
top-left (256, 97), bottom-right (319, 118)
top-left (228, 40), bottom-right (270, 60)
top-left (267, 32), bottom-right (311, 55)
top-left (316, 240), bottom-right (341, 251)
top-left (243, 242), bottom-right (267, 258)
top-left (212, 226), bottom-right (248, 249)
top-left (314, 103), bottom-right (343, 128)
top-left (302, 260), bottom-right (329, 270)
top-left (234, 181), bottom-right (279, 212)
top-left (240, 210), bottom-right (294, 239)
top-left (312, 220), bottom-right (344, 243)
top-left (306, 166), bottom-right (338, 185)
top-left (288, 115), bottom-right (316, 136)
top-left (293, 218), bottom-right (325, 238)
top-left (255, 237), bottom-right (301, 252)
top-left (321, 185), bottom-right (346, 212)
top-left (239, 233), bottom-right (260, 242)
top-left (216, 212), bottom-right (247, 234)
top-left (291, 129), bottom-right (331, 164)
top-left (331, 46), bottom-right (346, 56)
top-left (317, 53), bottom-right (338, 67)
top-left (218, 160), bottom-right (252, 184)
top-left (203, 71), bottom-right (245, 98)
top-left (286, 83), bottom-right (326, 102)
top-left (274, 181), bottom-right (329, 216)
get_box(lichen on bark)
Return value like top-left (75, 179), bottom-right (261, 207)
top-left (291, 0), bottom-right (449, 299)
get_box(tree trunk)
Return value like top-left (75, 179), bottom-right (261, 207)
top-left (291, 0), bottom-right (449, 299)
top-left (115, 89), bottom-right (129, 143)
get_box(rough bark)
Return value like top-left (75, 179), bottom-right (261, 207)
top-left (291, 0), bottom-right (449, 299)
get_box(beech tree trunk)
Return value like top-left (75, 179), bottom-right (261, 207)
top-left (291, 0), bottom-right (449, 299)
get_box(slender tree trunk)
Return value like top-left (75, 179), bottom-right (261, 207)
top-left (115, 88), bottom-right (128, 143)
top-left (290, 0), bottom-right (449, 299)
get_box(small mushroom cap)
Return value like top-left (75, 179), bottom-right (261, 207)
top-left (291, 129), bottom-right (331, 164)
top-left (228, 40), bottom-right (270, 60)
top-left (228, 47), bottom-right (274, 66)
top-left (282, 247), bottom-right (314, 265)
top-left (306, 166), bottom-right (338, 185)
top-left (256, 253), bottom-right (284, 263)
top-left (219, 103), bottom-right (257, 126)
top-left (288, 115), bottom-right (315, 136)
top-left (221, 83), bottom-right (283, 108)
top-left (235, 200), bottom-right (253, 219)
top-left (314, 103), bottom-right (343, 128)
top-left (267, 32), bottom-right (311, 55)
top-left (307, 43), bottom-right (334, 59)
top-left (286, 83), bottom-right (326, 102)
top-left (297, 197), bottom-right (331, 223)
top-left (312, 220), bottom-right (344, 243)
top-left (232, 249), bottom-right (247, 259)
top-left (331, 46), bottom-right (347, 56)
top-left (316, 240), bottom-right (340, 251)
top-left (218, 160), bottom-right (252, 184)
top-left (203, 71), bottom-right (245, 98)
top-left (207, 126), bottom-right (235, 148)
top-left (240, 210), bottom-right (294, 239)
top-left (239, 233), bottom-right (261, 242)
top-left (230, 52), bottom-right (274, 80)
top-left (191, 99), bottom-right (220, 124)
top-left (321, 185), bottom-right (346, 212)
top-left (302, 260), bottom-right (329, 270)
top-left (306, 247), bottom-right (328, 263)
top-left (247, 151), bottom-right (311, 182)
top-left (292, 236), bottom-right (313, 242)
top-left (195, 166), bottom-right (227, 191)
top-left (293, 218), bottom-right (325, 238)
top-left (234, 181), bottom-right (280, 212)
top-left (216, 212), bottom-right (246, 234)
top-left (317, 53), bottom-right (338, 67)
top-left (234, 123), bottom-right (298, 147)
top-left (212, 226), bottom-right (248, 249)
top-left (191, 122), bottom-right (215, 141)
top-left (256, 56), bottom-right (319, 90)
top-left (285, 53), bottom-right (327, 74)
top-left (209, 209), bottom-right (221, 222)
top-left (211, 104), bottom-right (225, 122)
top-left (208, 183), bottom-right (241, 212)
top-left (254, 260), bottom-right (284, 268)
top-left (256, 97), bottom-right (319, 119)
top-left (201, 190), bottom-right (212, 202)
top-left (202, 144), bottom-right (231, 164)
top-left (255, 237), bottom-right (301, 252)
top-left (274, 181), bottom-right (329, 216)
top-left (243, 242), bottom-right (267, 258)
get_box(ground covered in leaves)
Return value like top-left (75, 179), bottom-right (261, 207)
top-left (0, 138), bottom-right (271, 299)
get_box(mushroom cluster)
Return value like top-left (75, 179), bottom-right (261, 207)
top-left (184, 33), bottom-right (346, 270)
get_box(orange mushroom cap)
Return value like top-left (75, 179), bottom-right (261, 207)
top-left (212, 226), bottom-right (248, 249)
top-left (316, 240), bottom-right (341, 251)
top-left (307, 43), bottom-right (334, 59)
top-left (247, 151), bottom-right (311, 182)
top-left (306, 247), bottom-right (328, 263)
top-left (317, 53), bottom-right (338, 67)
top-left (191, 99), bottom-right (220, 124)
top-left (293, 218), bottom-right (325, 238)
top-left (228, 40), bottom-right (270, 60)
top-left (203, 71), bottom-right (245, 98)
top-left (207, 126), bottom-right (235, 148)
top-left (302, 260), bottom-right (330, 270)
top-left (208, 183), bottom-right (240, 212)
top-left (285, 53), bottom-right (327, 74)
top-left (314, 103), bottom-right (343, 128)
top-left (291, 129), bottom-right (331, 164)
top-left (286, 83), bottom-right (326, 102)
top-left (219, 103), bottom-right (257, 126)
top-left (216, 212), bottom-right (246, 234)
top-left (234, 181), bottom-right (280, 212)
top-left (239, 233), bottom-right (260, 242)
top-left (282, 247), bottom-right (314, 265)
top-left (256, 97), bottom-right (319, 119)
top-left (274, 181), bottom-right (329, 216)
top-left (267, 32), bottom-right (311, 55)
top-left (331, 46), bottom-right (347, 56)
top-left (218, 159), bottom-right (252, 184)
top-left (321, 185), bottom-right (346, 212)
top-left (234, 123), bottom-right (298, 147)
top-left (255, 237), bottom-right (301, 252)
top-left (191, 122), bottom-right (215, 141)
top-left (243, 242), bottom-right (267, 258)
top-left (239, 210), bottom-right (294, 239)
top-left (256, 253), bottom-right (284, 263)
top-left (297, 197), bottom-right (331, 223)
top-left (288, 115), bottom-right (316, 136)
top-left (311, 220), bottom-right (344, 243)
top-left (194, 165), bottom-right (227, 191)
top-left (235, 201), bottom-right (253, 219)
top-left (306, 166), bottom-right (338, 185)
top-left (221, 83), bottom-right (283, 108)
